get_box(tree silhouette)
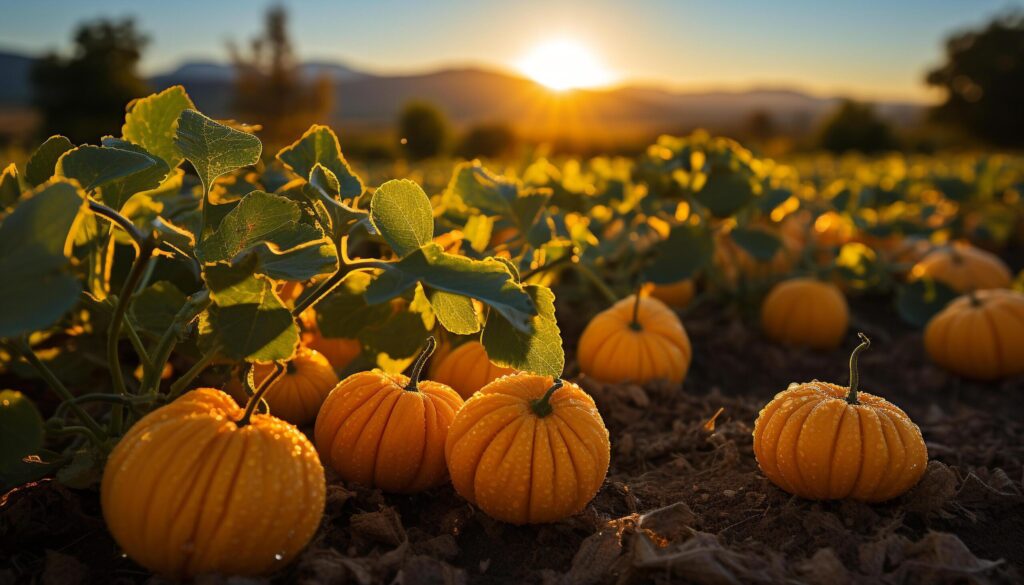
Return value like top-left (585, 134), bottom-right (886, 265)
top-left (230, 5), bottom-right (333, 147)
top-left (818, 100), bottom-right (896, 154)
top-left (31, 19), bottom-right (150, 143)
top-left (926, 13), bottom-right (1024, 147)
top-left (399, 102), bottom-right (448, 160)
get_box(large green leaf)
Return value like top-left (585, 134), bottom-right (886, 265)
top-left (695, 170), bottom-right (755, 218)
top-left (25, 135), bottom-right (74, 187)
top-left (366, 243), bottom-right (535, 332)
top-left (315, 271), bottom-right (392, 338)
top-left (307, 164), bottom-right (368, 238)
top-left (730, 227), bottom-right (782, 262)
top-left (0, 390), bottom-right (48, 490)
top-left (57, 143), bottom-right (169, 210)
top-left (197, 191), bottom-right (337, 281)
top-left (175, 109), bottom-right (262, 194)
top-left (644, 224), bottom-right (713, 284)
top-left (0, 180), bottom-right (86, 338)
top-left (361, 311), bottom-right (429, 367)
top-left (130, 281), bottom-right (188, 338)
top-left (445, 161), bottom-right (517, 215)
top-left (276, 124), bottom-right (363, 199)
top-left (481, 284), bottom-right (563, 376)
top-left (122, 85), bottom-right (195, 168)
top-left (370, 179), bottom-right (434, 258)
top-left (426, 288), bottom-right (479, 335)
top-left (0, 163), bottom-right (20, 208)
top-left (201, 261), bottom-right (298, 362)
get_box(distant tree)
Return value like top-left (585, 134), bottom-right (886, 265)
top-left (31, 19), bottom-right (150, 143)
top-left (743, 109), bottom-right (776, 142)
top-left (818, 100), bottom-right (896, 154)
top-left (457, 123), bottom-right (516, 159)
top-left (230, 5), bottom-right (332, 146)
top-left (926, 13), bottom-right (1024, 147)
top-left (398, 102), bottom-right (448, 160)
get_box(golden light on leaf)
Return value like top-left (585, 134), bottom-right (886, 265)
top-left (517, 39), bottom-right (614, 91)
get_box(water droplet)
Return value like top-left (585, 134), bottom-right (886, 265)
top-left (274, 552), bottom-right (284, 561)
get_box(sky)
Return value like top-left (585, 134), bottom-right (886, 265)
top-left (0, 0), bottom-right (1019, 102)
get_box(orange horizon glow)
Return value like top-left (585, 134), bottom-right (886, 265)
top-left (516, 39), bottom-right (615, 92)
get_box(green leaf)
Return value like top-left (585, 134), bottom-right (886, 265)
top-left (122, 85), bottom-right (196, 168)
top-left (0, 163), bottom-right (21, 208)
top-left (645, 224), bottom-right (713, 284)
top-left (482, 284), bottom-right (563, 376)
top-left (896, 279), bottom-right (959, 328)
top-left (0, 180), bottom-right (86, 338)
top-left (510, 189), bottom-right (551, 230)
top-left (426, 288), bottom-right (479, 335)
top-left (130, 281), bottom-right (187, 337)
top-left (307, 164), bottom-right (368, 238)
top-left (696, 170), bottom-right (754, 218)
top-left (366, 243), bottom-right (535, 332)
top-left (445, 161), bottom-right (518, 214)
top-left (462, 216), bottom-right (493, 253)
top-left (276, 124), bottom-right (363, 199)
top-left (315, 271), bottom-right (392, 338)
top-left (362, 311), bottom-right (429, 367)
top-left (730, 227), bottom-right (782, 262)
top-left (25, 135), bottom-right (74, 187)
top-left (175, 109), bottom-right (262, 194)
top-left (370, 179), bottom-right (434, 258)
top-left (757, 187), bottom-right (792, 213)
top-left (202, 261), bottom-right (298, 362)
top-left (57, 143), bottom-right (169, 211)
top-left (0, 390), bottom-right (45, 485)
top-left (153, 216), bottom-right (196, 257)
top-left (56, 447), bottom-right (103, 489)
top-left (197, 191), bottom-right (337, 281)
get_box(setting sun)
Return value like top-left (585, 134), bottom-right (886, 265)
top-left (517, 39), bottom-right (614, 91)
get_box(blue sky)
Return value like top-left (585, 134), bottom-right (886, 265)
top-left (0, 0), bottom-right (1019, 101)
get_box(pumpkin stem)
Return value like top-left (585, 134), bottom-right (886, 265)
top-left (530, 378), bottom-right (564, 417)
top-left (630, 284), bottom-right (644, 331)
top-left (968, 289), bottom-right (982, 308)
top-left (845, 333), bottom-right (871, 405)
top-left (238, 362), bottom-right (286, 426)
top-left (405, 336), bottom-right (436, 392)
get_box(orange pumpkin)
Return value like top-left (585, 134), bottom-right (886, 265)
top-left (714, 226), bottom-right (801, 287)
top-left (924, 289), bottom-right (1024, 380)
top-left (642, 279), bottom-right (696, 308)
top-left (752, 334), bottom-right (928, 502)
top-left (226, 347), bottom-right (338, 425)
top-left (101, 388), bottom-right (325, 577)
top-left (761, 277), bottom-right (849, 350)
top-left (578, 294), bottom-right (692, 384)
top-left (314, 338), bottom-right (464, 493)
top-left (429, 340), bottom-right (516, 399)
top-left (299, 308), bottom-right (362, 373)
top-left (909, 242), bottom-right (1011, 293)
top-left (445, 374), bottom-right (610, 524)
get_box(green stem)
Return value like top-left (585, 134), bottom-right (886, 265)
top-left (530, 378), bottom-right (564, 418)
top-left (238, 363), bottom-right (285, 426)
top-left (630, 281), bottom-right (644, 331)
top-left (45, 424), bottom-right (106, 447)
top-left (573, 262), bottom-right (619, 305)
top-left (141, 290), bottom-right (212, 395)
top-left (292, 236), bottom-right (389, 317)
top-left (88, 199), bottom-right (146, 247)
top-left (107, 235), bottom-right (157, 434)
top-left (123, 317), bottom-right (152, 370)
top-left (520, 254), bottom-right (574, 281)
top-left (404, 337), bottom-right (436, 392)
top-left (10, 339), bottom-right (107, 441)
top-left (167, 349), bottom-right (221, 400)
top-left (845, 333), bottom-right (871, 405)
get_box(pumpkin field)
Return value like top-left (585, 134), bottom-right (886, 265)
top-left (1, 82), bottom-right (1023, 585)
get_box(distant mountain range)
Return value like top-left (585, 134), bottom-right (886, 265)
top-left (0, 50), bottom-right (924, 137)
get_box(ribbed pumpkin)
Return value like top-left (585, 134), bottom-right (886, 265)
top-left (909, 242), bottom-right (1012, 293)
top-left (578, 294), bottom-right (692, 384)
top-left (102, 388), bottom-right (325, 577)
top-left (226, 347), bottom-right (338, 425)
top-left (445, 374), bottom-right (610, 524)
top-left (752, 334), bottom-right (928, 502)
top-left (761, 278), bottom-right (849, 350)
top-left (314, 338), bottom-right (464, 493)
top-left (642, 279), bottom-right (696, 308)
top-left (924, 289), bottom-right (1024, 380)
top-left (429, 340), bottom-right (516, 399)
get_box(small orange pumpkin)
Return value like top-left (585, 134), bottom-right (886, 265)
top-left (924, 289), bottom-right (1024, 380)
top-left (299, 308), bottom-right (362, 373)
top-left (445, 374), bottom-right (610, 524)
top-left (752, 334), bottom-right (928, 502)
top-left (642, 279), bottom-right (696, 308)
top-left (578, 294), bottom-right (692, 384)
top-left (909, 242), bottom-right (1012, 293)
top-left (314, 338), bottom-right (464, 493)
top-left (226, 347), bottom-right (339, 425)
top-left (761, 277), bottom-right (849, 350)
top-left (101, 388), bottom-right (325, 577)
top-left (429, 340), bottom-right (516, 399)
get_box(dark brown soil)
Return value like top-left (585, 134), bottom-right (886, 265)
top-left (2, 298), bottom-right (1022, 585)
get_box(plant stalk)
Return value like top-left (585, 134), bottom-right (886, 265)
top-left (238, 362), bottom-right (286, 426)
top-left (845, 333), bottom-right (871, 405)
top-left (404, 337), bottom-right (436, 392)
top-left (530, 378), bottom-right (564, 418)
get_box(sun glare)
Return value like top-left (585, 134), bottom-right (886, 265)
top-left (517, 39), bottom-right (614, 91)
